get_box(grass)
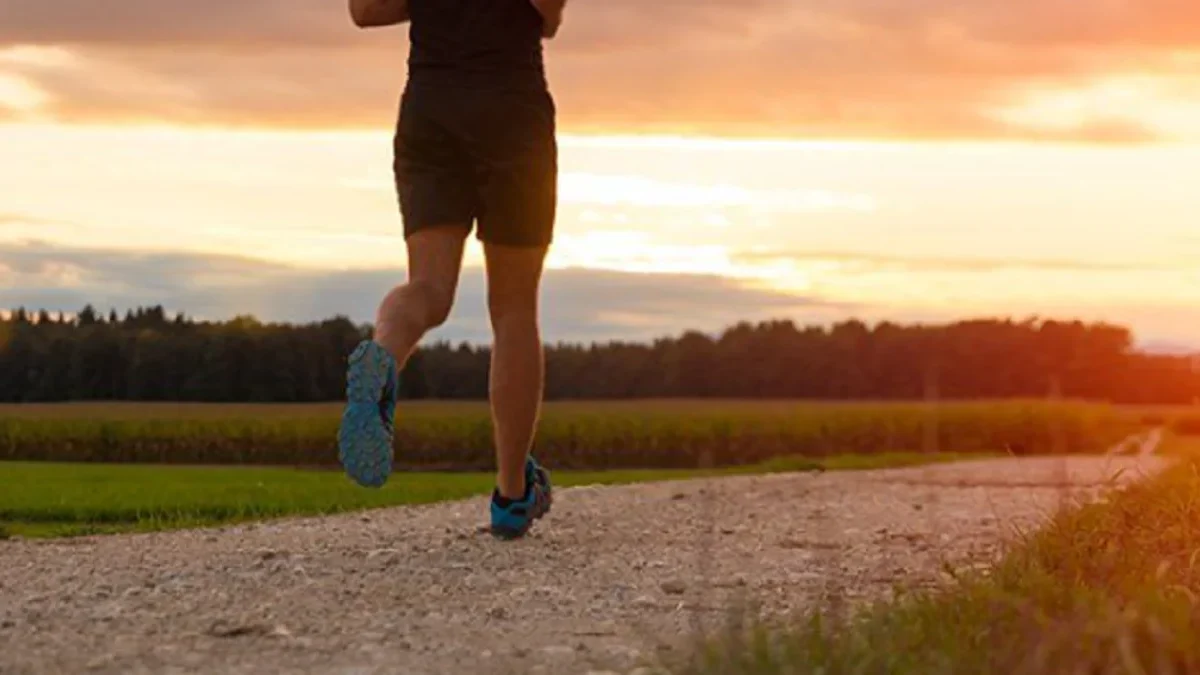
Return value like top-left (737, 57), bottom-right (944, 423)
top-left (0, 451), bottom-right (980, 539)
top-left (1160, 434), bottom-right (1200, 457)
top-left (678, 438), bottom-right (1200, 674)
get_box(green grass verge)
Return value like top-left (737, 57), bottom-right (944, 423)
top-left (680, 454), bottom-right (1200, 673)
top-left (0, 452), bottom-right (980, 539)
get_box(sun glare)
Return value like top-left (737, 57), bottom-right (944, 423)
top-left (0, 74), bottom-right (48, 113)
top-left (999, 76), bottom-right (1200, 140)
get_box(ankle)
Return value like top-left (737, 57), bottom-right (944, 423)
top-left (368, 336), bottom-right (401, 366)
top-left (496, 477), bottom-right (528, 502)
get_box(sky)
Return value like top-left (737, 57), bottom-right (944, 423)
top-left (1, 0), bottom-right (1199, 349)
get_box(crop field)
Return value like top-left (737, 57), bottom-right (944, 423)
top-left (0, 399), bottom-right (1149, 470)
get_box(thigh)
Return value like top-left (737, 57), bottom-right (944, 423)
top-left (483, 242), bottom-right (548, 319)
top-left (469, 90), bottom-right (558, 248)
top-left (407, 225), bottom-right (471, 296)
top-left (394, 89), bottom-right (478, 238)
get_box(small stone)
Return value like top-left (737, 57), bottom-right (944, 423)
top-left (632, 595), bottom-right (657, 609)
top-left (488, 606), bottom-right (509, 620)
top-left (671, 493), bottom-right (686, 500)
top-left (661, 580), bottom-right (687, 595)
top-left (541, 645), bottom-right (575, 658)
top-left (574, 620), bottom-right (618, 636)
top-left (607, 644), bottom-right (642, 660)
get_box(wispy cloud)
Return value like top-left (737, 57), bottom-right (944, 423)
top-left (2, 0), bottom-right (1198, 139)
top-left (0, 212), bottom-right (60, 227)
top-left (0, 242), bottom-right (1196, 348)
top-left (559, 174), bottom-right (876, 212)
top-left (0, 242), bottom-right (838, 343)
top-left (732, 249), bottom-right (1195, 273)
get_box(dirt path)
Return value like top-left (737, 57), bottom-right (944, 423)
top-left (0, 455), bottom-right (1166, 675)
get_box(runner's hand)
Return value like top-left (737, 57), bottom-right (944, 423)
top-left (530, 0), bottom-right (566, 38)
top-left (349, 0), bottom-right (409, 28)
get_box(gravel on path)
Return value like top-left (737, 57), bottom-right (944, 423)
top-left (0, 455), bottom-right (1166, 675)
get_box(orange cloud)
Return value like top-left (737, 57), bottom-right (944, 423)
top-left (2, 0), bottom-right (1198, 140)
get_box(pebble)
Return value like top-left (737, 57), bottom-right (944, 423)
top-left (632, 595), bottom-right (657, 609)
top-left (488, 606), bottom-right (509, 620)
top-left (660, 580), bottom-right (687, 595)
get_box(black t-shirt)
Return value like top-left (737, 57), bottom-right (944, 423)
top-left (407, 0), bottom-right (547, 91)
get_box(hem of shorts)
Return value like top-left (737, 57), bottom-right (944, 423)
top-left (402, 221), bottom-right (474, 240)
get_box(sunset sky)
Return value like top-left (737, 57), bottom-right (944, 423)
top-left (1, 0), bottom-right (1198, 349)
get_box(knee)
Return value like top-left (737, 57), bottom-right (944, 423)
top-left (410, 279), bottom-right (456, 329)
top-left (487, 290), bottom-right (537, 330)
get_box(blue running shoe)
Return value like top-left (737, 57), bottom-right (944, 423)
top-left (489, 456), bottom-right (552, 540)
top-left (337, 340), bottom-right (399, 488)
top-left (526, 455), bottom-right (552, 515)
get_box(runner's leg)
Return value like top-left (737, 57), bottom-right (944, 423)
top-left (484, 242), bottom-right (548, 499)
top-left (374, 225), bottom-right (470, 366)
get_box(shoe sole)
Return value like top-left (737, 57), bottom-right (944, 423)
top-left (338, 342), bottom-right (395, 489)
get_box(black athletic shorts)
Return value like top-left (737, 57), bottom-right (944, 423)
top-left (393, 83), bottom-right (558, 247)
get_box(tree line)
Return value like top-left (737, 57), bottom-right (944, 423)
top-left (0, 305), bottom-right (1195, 404)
